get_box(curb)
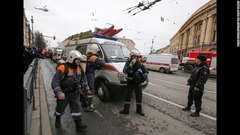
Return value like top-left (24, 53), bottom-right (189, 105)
top-left (30, 61), bottom-right (52, 135)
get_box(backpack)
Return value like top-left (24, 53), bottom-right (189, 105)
top-left (133, 71), bottom-right (142, 83)
top-left (133, 68), bottom-right (148, 83)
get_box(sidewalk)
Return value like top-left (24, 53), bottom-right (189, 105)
top-left (29, 63), bottom-right (52, 135)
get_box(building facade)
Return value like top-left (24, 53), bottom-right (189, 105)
top-left (157, 0), bottom-right (216, 56)
top-left (23, 9), bottom-right (33, 48)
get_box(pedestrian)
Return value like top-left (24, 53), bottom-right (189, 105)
top-left (49, 49), bottom-right (53, 62)
top-left (119, 52), bottom-right (148, 116)
top-left (51, 50), bottom-right (90, 131)
top-left (182, 54), bottom-right (210, 117)
top-left (38, 47), bottom-right (45, 58)
top-left (83, 44), bottom-right (105, 112)
top-left (28, 46), bottom-right (44, 60)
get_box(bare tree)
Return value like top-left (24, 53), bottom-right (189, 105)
top-left (34, 31), bottom-right (47, 49)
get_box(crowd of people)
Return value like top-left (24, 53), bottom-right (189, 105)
top-left (23, 44), bottom-right (210, 131)
top-left (23, 46), bottom-right (44, 74)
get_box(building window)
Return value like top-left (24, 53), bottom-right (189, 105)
top-left (197, 35), bottom-right (201, 45)
top-left (194, 22), bottom-right (202, 46)
top-left (196, 23), bottom-right (202, 32)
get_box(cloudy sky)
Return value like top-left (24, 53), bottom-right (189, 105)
top-left (24, 0), bottom-right (209, 55)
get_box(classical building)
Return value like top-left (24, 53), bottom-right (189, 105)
top-left (23, 9), bottom-right (33, 48)
top-left (157, 0), bottom-right (216, 56)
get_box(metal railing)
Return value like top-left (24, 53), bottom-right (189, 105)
top-left (23, 58), bottom-right (38, 135)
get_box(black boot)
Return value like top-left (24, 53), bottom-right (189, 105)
top-left (55, 116), bottom-right (61, 128)
top-left (182, 106), bottom-right (191, 111)
top-left (190, 111), bottom-right (200, 117)
top-left (74, 119), bottom-right (88, 131)
top-left (190, 110), bottom-right (200, 117)
top-left (136, 104), bottom-right (145, 116)
top-left (119, 104), bottom-right (130, 115)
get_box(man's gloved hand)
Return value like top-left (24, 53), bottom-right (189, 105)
top-left (129, 59), bottom-right (137, 67)
top-left (80, 55), bottom-right (87, 61)
top-left (81, 86), bottom-right (90, 94)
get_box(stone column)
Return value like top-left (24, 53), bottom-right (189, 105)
top-left (189, 26), bottom-right (195, 47)
top-left (200, 18), bottom-right (207, 45)
top-left (204, 15), bottom-right (214, 44)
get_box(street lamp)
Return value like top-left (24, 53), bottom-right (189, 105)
top-left (31, 16), bottom-right (34, 47)
top-left (150, 36), bottom-right (156, 54)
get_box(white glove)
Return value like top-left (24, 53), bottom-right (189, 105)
top-left (80, 55), bottom-right (87, 61)
top-left (129, 59), bottom-right (136, 67)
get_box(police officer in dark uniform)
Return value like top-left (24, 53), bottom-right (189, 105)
top-left (182, 54), bottom-right (210, 117)
top-left (119, 52), bottom-right (148, 116)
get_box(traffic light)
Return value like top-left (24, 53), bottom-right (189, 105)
top-left (53, 36), bottom-right (56, 40)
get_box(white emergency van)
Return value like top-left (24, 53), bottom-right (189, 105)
top-left (61, 37), bottom-right (148, 101)
top-left (142, 53), bottom-right (179, 73)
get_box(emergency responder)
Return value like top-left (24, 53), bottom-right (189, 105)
top-left (119, 52), bottom-right (148, 116)
top-left (84, 44), bottom-right (105, 112)
top-left (49, 49), bottom-right (53, 62)
top-left (182, 54), bottom-right (210, 117)
top-left (51, 50), bottom-right (90, 131)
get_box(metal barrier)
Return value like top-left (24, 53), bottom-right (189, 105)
top-left (23, 58), bottom-right (38, 135)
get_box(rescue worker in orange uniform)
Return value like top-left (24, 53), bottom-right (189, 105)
top-left (84, 44), bottom-right (105, 112)
top-left (51, 50), bottom-right (90, 131)
top-left (119, 52), bottom-right (148, 116)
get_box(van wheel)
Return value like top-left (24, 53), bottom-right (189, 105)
top-left (159, 68), bottom-right (165, 73)
top-left (184, 65), bottom-right (194, 73)
top-left (96, 82), bottom-right (110, 102)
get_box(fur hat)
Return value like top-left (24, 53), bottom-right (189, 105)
top-left (196, 54), bottom-right (207, 62)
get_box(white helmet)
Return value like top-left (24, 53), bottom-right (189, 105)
top-left (66, 50), bottom-right (82, 63)
top-left (56, 59), bottom-right (66, 68)
top-left (57, 59), bottom-right (65, 65)
top-left (86, 44), bottom-right (100, 54)
top-left (129, 51), bottom-right (139, 58)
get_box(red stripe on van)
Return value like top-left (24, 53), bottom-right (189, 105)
top-left (145, 62), bottom-right (170, 66)
top-left (102, 64), bottom-right (118, 72)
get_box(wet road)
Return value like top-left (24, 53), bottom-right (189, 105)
top-left (39, 59), bottom-right (216, 135)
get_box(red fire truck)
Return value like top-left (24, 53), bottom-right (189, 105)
top-left (179, 51), bottom-right (217, 73)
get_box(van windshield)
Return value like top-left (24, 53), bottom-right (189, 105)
top-left (101, 44), bottom-right (130, 62)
